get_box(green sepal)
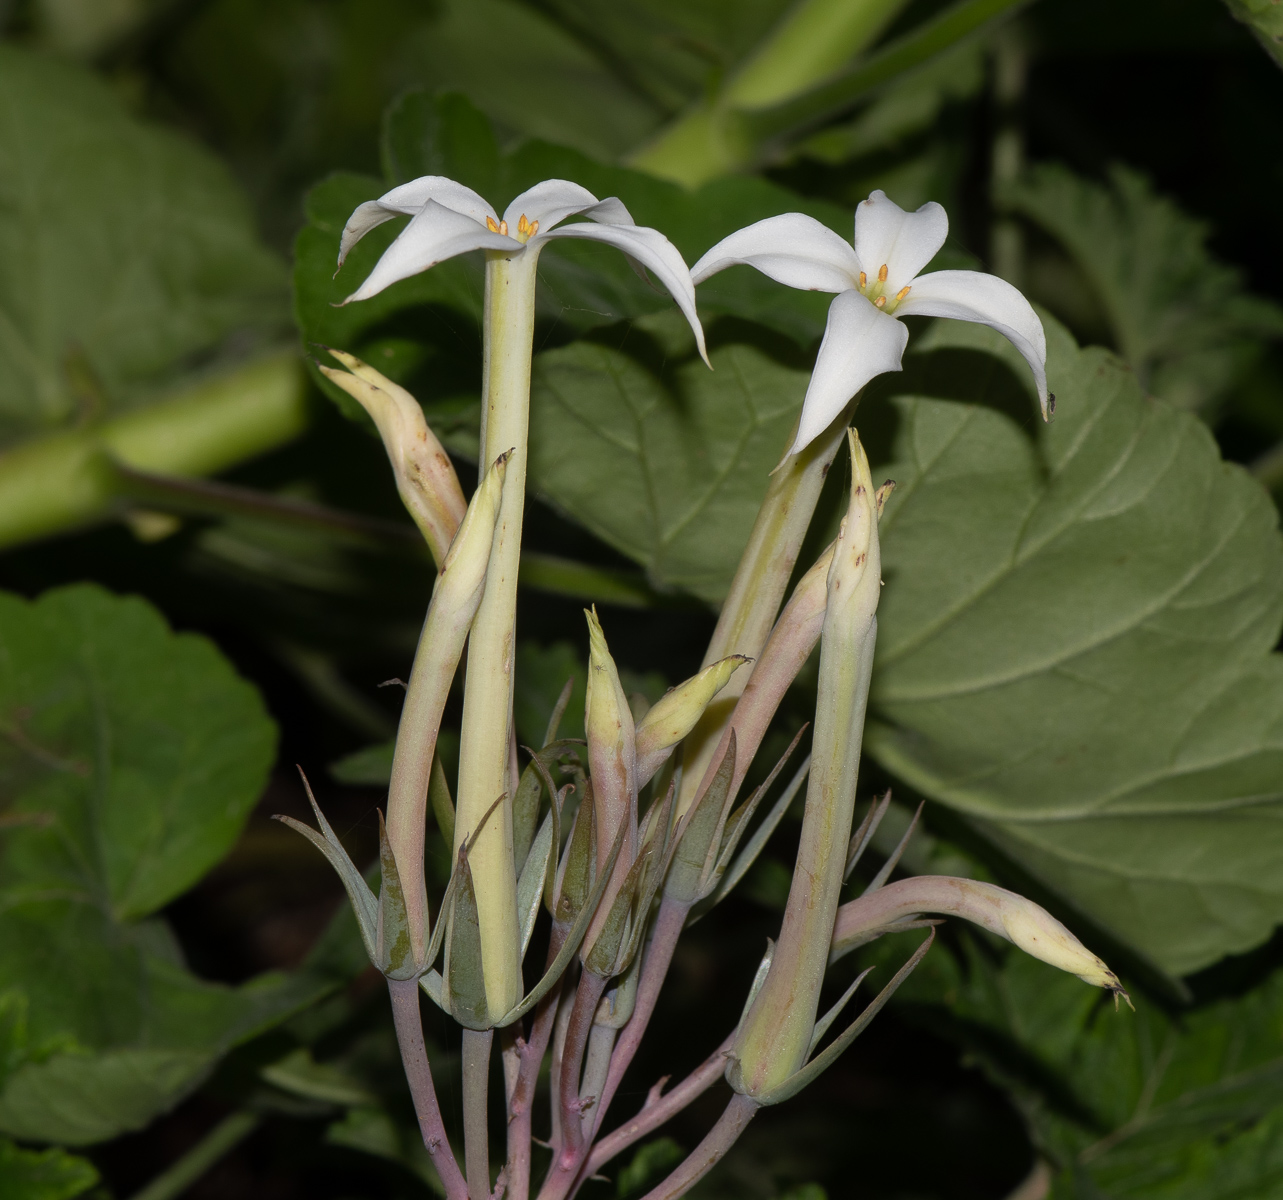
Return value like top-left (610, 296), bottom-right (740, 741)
top-left (430, 753), bottom-right (456, 849)
top-left (744, 930), bottom-right (934, 1106)
top-left (664, 733), bottom-right (736, 904)
top-left (615, 781), bottom-right (678, 973)
top-left (594, 951), bottom-right (642, 1031)
top-left (701, 728), bottom-right (807, 913)
top-left (376, 811), bottom-right (418, 981)
top-left (585, 840), bottom-right (654, 978)
top-left (274, 773), bottom-right (378, 967)
top-left (556, 787), bottom-right (596, 924)
top-left (445, 848), bottom-right (490, 1030)
top-left (497, 814), bottom-right (628, 1028)
top-left (515, 739), bottom-right (580, 881)
top-left (513, 756), bottom-right (543, 879)
top-left (517, 808), bottom-right (555, 962)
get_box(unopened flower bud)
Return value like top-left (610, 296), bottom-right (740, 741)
top-left (319, 349), bottom-right (466, 565)
top-left (634, 655), bottom-right (750, 785)
top-left (732, 429), bottom-right (883, 1099)
top-left (830, 875), bottom-right (1129, 1006)
top-left (584, 609), bottom-right (639, 947)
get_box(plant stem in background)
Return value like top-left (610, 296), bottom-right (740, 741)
top-left (0, 353), bottom-right (306, 550)
top-left (456, 249), bottom-right (541, 1022)
top-left (990, 24), bottom-right (1029, 286)
top-left (632, 0), bottom-right (909, 184)
top-left (126, 1110), bottom-right (261, 1200)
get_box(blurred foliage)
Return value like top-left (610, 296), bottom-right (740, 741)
top-left (0, 45), bottom-right (288, 449)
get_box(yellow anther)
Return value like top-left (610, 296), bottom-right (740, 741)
top-left (527, 219), bottom-right (539, 237)
top-left (895, 285), bottom-right (911, 302)
top-left (486, 216), bottom-right (499, 232)
top-left (874, 295), bottom-right (887, 308)
top-left (517, 214), bottom-right (529, 235)
top-left (877, 263), bottom-right (888, 282)
top-left (499, 219), bottom-right (509, 236)
top-left (858, 271), bottom-right (867, 290)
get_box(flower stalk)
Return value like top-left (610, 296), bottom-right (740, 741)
top-left (731, 430), bottom-right (882, 1098)
top-left (455, 248), bottom-right (542, 1021)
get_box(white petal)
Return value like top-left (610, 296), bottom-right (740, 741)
top-left (790, 291), bottom-right (909, 456)
top-left (338, 177), bottom-right (497, 267)
top-left (501, 179), bottom-right (633, 234)
top-left (853, 190), bottom-right (948, 293)
top-left (896, 270), bottom-right (1049, 415)
top-left (690, 213), bottom-right (862, 293)
top-left (343, 200), bottom-right (519, 303)
top-left (539, 222), bottom-right (708, 365)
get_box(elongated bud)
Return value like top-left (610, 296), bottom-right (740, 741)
top-left (830, 876), bottom-right (1130, 1006)
top-left (584, 608), bottom-right (638, 947)
top-left (634, 655), bottom-right (750, 785)
top-left (385, 451), bottom-right (509, 964)
top-left (732, 429), bottom-right (881, 1099)
top-left (320, 349), bottom-right (466, 565)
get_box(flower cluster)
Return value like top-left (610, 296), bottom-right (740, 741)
top-left (285, 173), bottom-right (1120, 1200)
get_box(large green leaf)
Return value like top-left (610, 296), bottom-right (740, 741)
top-left (528, 341), bottom-right (808, 603)
top-left (865, 927), bottom-right (1283, 1199)
top-left (1005, 164), bottom-right (1283, 414)
top-left (0, 45), bottom-right (287, 447)
top-left (868, 319), bottom-right (1283, 976)
top-left (0, 585), bottom-right (327, 1144)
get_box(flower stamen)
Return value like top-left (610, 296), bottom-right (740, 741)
top-left (514, 215), bottom-right (539, 244)
top-left (874, 295), bottom-right (887, 308)
top-left (858, 271), bottom-right (867, 291)
top-left (877, 263), bottom-right (888, 283)
top-left (895, 285), bottom-right (911, 302)
top-left (486, 216), bottom-right (499, 232)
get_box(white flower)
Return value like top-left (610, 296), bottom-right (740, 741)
top-left (337, 175), bottom-right (707, 361)
top-left (692, 190), bottom-right (1049, 456)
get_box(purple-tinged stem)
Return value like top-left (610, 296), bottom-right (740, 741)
top-left (462, 1028), bottom-right (494, 1200)
top-left (506, 929), bottom-right (569, 1200)
top-left (591, 897), bottom-right (690, 1137)
top-left (636, 1093), bottom-right (759, 1200)
top-left (580, 1033), bottom-right (733, 1182)
top-left (388, 979), bottom-right (469, 1200)
top-left (539, 971), bottom-right (608, 1199)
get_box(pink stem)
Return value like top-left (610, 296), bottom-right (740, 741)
top-left (580, 1033), bottom-right (733, 1181)
top-left (388, 979), bottom-right (469, 1200)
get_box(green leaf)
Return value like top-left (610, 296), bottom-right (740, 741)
top-left (0, 46), bottom-right (287, 448)
top-left (867, 318), bottom-right (1283, 976)
top-left (528, 341), bottom-right (809, 604)
top-left (1222, 0), bottom-right (1283, 66)
top-left (0, 584), bottom-right (275, 919)
top-left (1005, 164), bottom-right (1283, 413)
top-left (0, 585), bottom-right (330, 1144)
top-left (868, 928), bottom-right (1283, 1199)
top-left (0, 1137), bottom-right (98, 1200)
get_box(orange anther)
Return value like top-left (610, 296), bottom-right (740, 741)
top-left (895, 285), bottom-right (911, 302)
top-left (486, 216), bottom-right (499, 232)
top-left (874, 295), bottom-right (887, 308)
top-left (499, 219), bottom-right (509, 236)
top-left (858, 271), bottom-right (867, 290)
top-left (877, 263), bottom-right (888, 282)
